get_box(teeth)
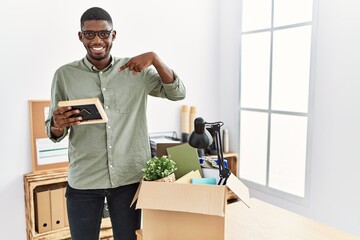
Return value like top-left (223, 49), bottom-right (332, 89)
top-left (93, 47), bottom-right (103, 51)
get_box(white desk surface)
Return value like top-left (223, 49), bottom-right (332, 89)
top-left (226, 198), bottom-right (360, 240)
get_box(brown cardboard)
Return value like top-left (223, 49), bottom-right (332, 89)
top-left (226, 174), bottom-right (251, 207)
top-left (143, 209), bottom-right (224, 240)
top-left (133, 174), bottom-right (250, 240)
top-left (136, 181), bottom-right (227, 216)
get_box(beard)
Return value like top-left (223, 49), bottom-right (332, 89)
top-left (88, 51), bottom-right (109, 60)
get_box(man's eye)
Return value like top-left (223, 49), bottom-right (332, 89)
top-left (99, 32), bottom-right (108, 37)
top-left (85, 32), bottom-right (94, 37)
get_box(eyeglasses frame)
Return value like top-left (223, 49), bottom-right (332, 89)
top-left (80, 29), bottom-right (114, 40)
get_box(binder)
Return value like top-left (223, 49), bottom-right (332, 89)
top-left (35, 190), bottom-right (52, 233)
top-left (62, 187), bottom-right (69, 227)
top-left (50, 188), bottom-right (65, 230)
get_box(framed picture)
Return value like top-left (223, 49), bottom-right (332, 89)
top-left (58, 98), bottom-right (108, 125)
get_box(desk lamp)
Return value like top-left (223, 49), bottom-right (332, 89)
top-left (188, 117), bottom-right (231, 185)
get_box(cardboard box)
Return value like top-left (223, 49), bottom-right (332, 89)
top-left (132, 174), bottom-right (250, 240)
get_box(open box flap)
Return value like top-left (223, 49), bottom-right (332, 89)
top-left (130, 181), bottom-right (143, 207)
top-left (133, 181), bottom-right (227, 217)
top-left (226, 174), bottom-right (251, 208)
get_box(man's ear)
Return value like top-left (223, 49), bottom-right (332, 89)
top-left (112, 30), bottom-right (116, 41)
top-left (78, 31), bottom-right (83, 42)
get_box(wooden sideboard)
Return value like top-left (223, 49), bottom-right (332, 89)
top-left (24, 170), bottom-right (113, 240)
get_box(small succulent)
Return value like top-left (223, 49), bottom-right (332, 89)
top-left (142, 155), bottom-right (177, 181)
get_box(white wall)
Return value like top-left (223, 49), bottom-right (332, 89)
top-left (1, 0), bottom-right (360, 239)
top-left (220, 0), bottom-right (360, 237)
top-left (0, 0), bottom-right (219, 239)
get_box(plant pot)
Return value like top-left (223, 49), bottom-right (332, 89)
top-left (154, 172), bottom-right (176, 183)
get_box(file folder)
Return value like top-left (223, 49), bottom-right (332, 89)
top-left (50, 188), bottom-right (65, 230)
top-left (35, 190), bottom-right (52, 233)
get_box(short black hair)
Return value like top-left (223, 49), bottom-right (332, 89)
top-left (80, 7), bottom-right (113, 28)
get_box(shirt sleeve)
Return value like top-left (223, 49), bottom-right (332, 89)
top-left (146, 69), bottom-right (186, 101)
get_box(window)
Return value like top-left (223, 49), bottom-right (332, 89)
top-left (239, 0), bottom-right (314, 198)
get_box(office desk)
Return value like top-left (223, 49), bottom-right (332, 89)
top-left (226, 198), bottom-right (360, 240)
top-left (136, 198), bottom-right (359, 240)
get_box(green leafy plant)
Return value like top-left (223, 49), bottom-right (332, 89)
top-left (142, 155), bottom-right (177, 181)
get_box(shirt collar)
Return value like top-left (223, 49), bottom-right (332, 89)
top-left (83, 55), bottom-right (114, 72)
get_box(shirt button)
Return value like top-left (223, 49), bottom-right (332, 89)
top-left (108, 146), bottom-right (112, 149)
top-left (99, 71), bottom-right (103, 74)
top-left (107, 126), bottom-right (111, 129)
top-left (105, 106), bottom-right (109, 109)
top-left (102, 88), bottom-right (106, 91)
top-left (110, 164), bottom-right (113, 168)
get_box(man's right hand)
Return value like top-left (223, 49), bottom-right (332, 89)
top-left (51, 106), bottom-right (82, 136)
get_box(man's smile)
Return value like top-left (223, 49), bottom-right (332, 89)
top-left (91, 46), bottom-right (105, 51)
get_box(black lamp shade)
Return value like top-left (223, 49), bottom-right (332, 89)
top-left (188, 117), bottom-right (213, 148)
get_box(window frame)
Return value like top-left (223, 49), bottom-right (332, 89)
top-left (238, 0), bottom-right (318, 205)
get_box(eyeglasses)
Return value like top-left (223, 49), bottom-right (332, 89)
top-left (81, 29), bottom-right (113, 40)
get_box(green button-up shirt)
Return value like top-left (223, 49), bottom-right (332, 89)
top-left (45, 56), bottom-right (186, 189)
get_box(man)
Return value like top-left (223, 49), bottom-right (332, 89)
top-left (45, 7), bottom-right (186, 240)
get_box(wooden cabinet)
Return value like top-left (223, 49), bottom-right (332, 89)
top-left (223, 152), bottom-right (239, 176)
top-left (24, 170), bottom-right (113, 240)
top-left (206, 152), bottom-right (238, 176)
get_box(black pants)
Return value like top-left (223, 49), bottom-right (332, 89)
top-left (65, 182), bottom-right (141, 240)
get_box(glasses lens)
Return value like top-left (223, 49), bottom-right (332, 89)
top-left (82, 31), bottom-right (95, 39)
top-left (99, 31), bottom-right (111, 39)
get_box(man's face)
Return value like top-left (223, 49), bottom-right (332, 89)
top-left (78, 20), bottom-right (116, 63)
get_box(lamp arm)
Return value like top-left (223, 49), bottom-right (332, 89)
top-left (208, 123), bottom-right (231, 185)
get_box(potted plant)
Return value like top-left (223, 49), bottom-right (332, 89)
top-left (142, 155), bottom-right (177, 182)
